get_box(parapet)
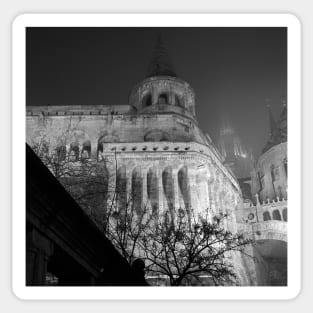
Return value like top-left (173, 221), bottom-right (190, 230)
top-left (26, 104), bottom-right (132, 116)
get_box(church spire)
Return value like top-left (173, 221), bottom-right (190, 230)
top-left (262, 99), bottom-right (281, 153)
top-left (146, 36), bottom-right (177, 78)
top-left (278, 99), bottom-right (287, 142)
top-left (266, 99), bottom-right (278, 140)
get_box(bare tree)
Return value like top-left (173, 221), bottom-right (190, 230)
top-left (139, 209), bottom-right (252, 286)
top-left (29, 129), bottom-right (253, 286)
top-left (93, 198), bottom-right (154, 264)
top-left (29, 131), bottom-right (153, 265)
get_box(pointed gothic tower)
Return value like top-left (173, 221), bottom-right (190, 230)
top-left (262, 100), bottom-right (286, 153)
top-left (129, 37), bottom-right (196, 117)
top-left (146, 36), bottom-right (177, 78)
top-left (278, 100), bottom-right (287, 142)
top-left (218, 116), bottom-right (253, 179)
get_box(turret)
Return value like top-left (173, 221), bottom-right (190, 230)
top-left (262, 99), bottom-right (287, 154)
top-left (128, 37), bottom-right (196, 118)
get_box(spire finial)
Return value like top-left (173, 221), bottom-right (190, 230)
top-left (146, 36), bottom-right (177, 78)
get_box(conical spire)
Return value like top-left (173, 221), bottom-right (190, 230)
top-left (262, 99), bottom-right (282, 153)
top-left (266, 99), bottom-right (278, 140)
top-left (220, 115), bottom-right (234, 136)
top-left (278, 99), bottom-right (287, 142)
top-left (146, 36), bottom-right (177, 78)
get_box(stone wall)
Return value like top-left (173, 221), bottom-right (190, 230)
top-left (251, 142), bottom-right (287, 202)
top-left (26, 108), bottom-right (209, 155)
top-left (26, 106), bottom-right (240, 222)
top-left (26, 70), bottom-right (258, 285)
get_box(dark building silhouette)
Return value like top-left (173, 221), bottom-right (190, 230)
top-left (26, 144), bottom-right (148, 286)
top-left (262, 101), bottom-right (287, 154)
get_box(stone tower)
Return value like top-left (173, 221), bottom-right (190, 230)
top-left (26, 38), bottom-right (243, 225)
top-left (251, 102), bottom-right (288, 202)
top-left (26, 38), bottom-right (258, 285)
top-left (235, 101), bottom-right (288, 285)
top-left (217, 118), bottom-right (254, 180)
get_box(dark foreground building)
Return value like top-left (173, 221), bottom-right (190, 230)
top-left (26, 144), bottom-right (148, 286)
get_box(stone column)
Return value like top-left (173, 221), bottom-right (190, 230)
top-left (206, 183), bottom-right (213, 223)
top-left (213, 178), bottom-right (220, 215)
top-left (78, 143), bottom-right (83, 160)
top-left (189, 166), bottom-right (199, 214)
top-left (91, 138), bottom-right (98, 159)
top-left (152, 85), bottom-right (158, 105)
top-left (210, 182), bottom-right (217, 215)
top-left (142, 167), bottom-right (149, 214)
top-left (107, 159), bottom-right (117, 212)
top-left (26, 228), bottom-right (54, 286)
top-left (218, 176), bottom-right (229, 230)
top-left (206, 162), bottom-right (215, 214)
top-left (169, 88), bottom-right (175, 106)
top-left (66, 143), bottom-right (71, 160)
top-left (157, 167), bottom-right (164, 216)
top-left (172, 168), bottom-right (180, 221)
top-left (255, 193), bottom-right (262, 222)
top-left (160, 167), bottom-right (169, 215)
top-left (126, 167), bottom-right (133, 209)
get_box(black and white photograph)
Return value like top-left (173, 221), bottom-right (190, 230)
top-left (24, 24), bottom-right (289, 288)
top-left (10, 13), bottom-right (300, 300)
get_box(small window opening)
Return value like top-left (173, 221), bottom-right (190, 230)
top-left (56, 145), bottom-right (66, 161)
top-left (70, 143), bottom-right (79, 162)
top-left (81, 141), bottom-right (91, 159)
top-left (142, 94), bottom-right (152, 107)
top-left (158, 93), bottom-right (168, 104)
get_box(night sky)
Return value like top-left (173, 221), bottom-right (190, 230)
top-left (26, 27), bottom-right (287, 156)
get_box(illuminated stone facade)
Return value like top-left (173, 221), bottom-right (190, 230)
top-left (235, 104), bottom-right (288, 285)
top-left (26, 75), bottom-right (241, 231)
top-left (25, 39), bottom-right (287, 286)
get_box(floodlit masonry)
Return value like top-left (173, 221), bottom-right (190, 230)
top-left (26, 37), bottom-right (287, 286)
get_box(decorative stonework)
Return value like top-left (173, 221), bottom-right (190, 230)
top-left (25, 49), bottom-right (288, 286)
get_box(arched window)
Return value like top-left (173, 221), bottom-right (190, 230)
top-left (160, 133), bottom-right (171, 141)
top-left (97, 141), bottom-right (104, 161)
top-left (282, 208), bottom-right (287, 221)
top-left (273, 209), bottom-right (282, 220)
top-left (158, 93), bottom-right (168, 104)
top-left (142, 93), bottom-right (152, 107)
top-left (263, 211), bottom-right (271, 221)
top-left (69, 143), bottom-right (79, 162)
top-left (56, 145), bottom-right (66, 161)
top-left (81, 140), bottom-right (91, 159)
top-left (175, 95), bottom-right (183, 108)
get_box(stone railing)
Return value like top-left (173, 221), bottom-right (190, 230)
top-left (26, 104), bottom-right (131, 116)
top-left (237, 221), bottom-right (287, 243)
top-left (237, 194), bottom-right (287, 224)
